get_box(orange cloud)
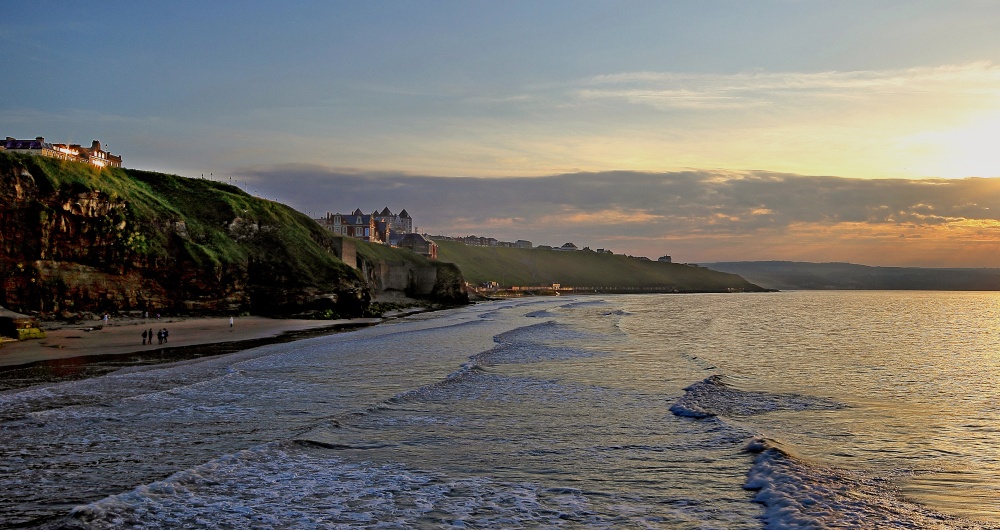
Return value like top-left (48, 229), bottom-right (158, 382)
top-left (541, 208), bottom-right (666, 225)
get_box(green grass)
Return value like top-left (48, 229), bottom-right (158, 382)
top-left (355, 238), bottom-right (432, 266)
top-left (3, 151), bottom-right (360, 289)
top-left (435, 240), bottom-right (763, 292)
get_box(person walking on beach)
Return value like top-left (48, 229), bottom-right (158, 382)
top-left (229, 316), bottom-right (234, 330)
top-left (163, 328), bottom-right (169, 343)
top-left (157, 329), bottom-right (163, 345)
top-left (148, 328), bottom-right (153, 346)
top-left (142, 329), bottom-right (147, 345)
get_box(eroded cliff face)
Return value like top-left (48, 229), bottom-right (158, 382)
top-left (359, 258), bottom-right (469, 305)
top-left (0, 159), bottom-right (368, 318)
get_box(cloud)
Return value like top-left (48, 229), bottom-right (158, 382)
top-left (578, 62), bottom-right (1000, 110)
top-left (238, 166), bottom-right (1000, 266)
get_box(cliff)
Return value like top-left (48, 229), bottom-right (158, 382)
top-left (0, 152), bottom-right (466, 319)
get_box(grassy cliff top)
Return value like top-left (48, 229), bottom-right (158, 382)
top-left (435, 240), bottom-right (763, 292)
top-left (1, 151), bottom-right (358, 286)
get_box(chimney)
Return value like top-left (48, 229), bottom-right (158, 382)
top-left (35, 137), bottom-right (44, 142)
top-left (91, 140), bottom-right (102, 151)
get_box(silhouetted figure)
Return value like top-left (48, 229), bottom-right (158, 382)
top-left (157, 329), bottom-right (164, 345)
top-left (148, 328), bottom-right (153, 346)
top-left (142, 329), bottom-right (148, 345)
top-left (163, 328), bottom-right (169, 343)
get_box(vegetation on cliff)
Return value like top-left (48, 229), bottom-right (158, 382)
top-left (0, 152), bottom-right (390, 317)
top-left (435, 240), bottom-right (765, 292)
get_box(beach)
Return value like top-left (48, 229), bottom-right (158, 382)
top-left (0, 315), bottom-right (384, 369)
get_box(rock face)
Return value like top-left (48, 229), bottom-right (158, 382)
top-left (1, 182), bottom-right (181, 315)
top-left (359, 258), bottom-right (468, 305)
top-left (0, 154), bottom-right (467, 319)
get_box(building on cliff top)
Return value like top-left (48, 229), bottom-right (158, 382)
top-left (396, 233), bottom-right (438, 260)
top-left (316, 207), bottom-right (414, 246)
top-left (317, 209), bottom-right (384, 243)
top-left (376, 207), bottom-right (413, 235)
top-left (3, 136), bottom-right (122, 168)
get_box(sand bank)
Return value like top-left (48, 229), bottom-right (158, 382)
top-left (0, 315), bottom-right (383, 368)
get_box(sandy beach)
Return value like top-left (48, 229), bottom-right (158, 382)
top-left (0, 315), bottom-right (383, 368)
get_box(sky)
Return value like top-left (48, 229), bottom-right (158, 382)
top-left (6, 1), bottom-right (1000, 266)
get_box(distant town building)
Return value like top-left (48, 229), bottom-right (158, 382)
top-left (3, 136), bottom-right (122, 168)
top-left (658, 255), bottom-right (672, 263)
top-left (429, 234), bottom-right (534, 249)
top-left (555, 242), bottom-right (579, 251)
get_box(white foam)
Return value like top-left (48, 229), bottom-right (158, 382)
top-left (744, 442), bottom-right (987, 529)
top-left (69, 442), bottom-right (668, 529)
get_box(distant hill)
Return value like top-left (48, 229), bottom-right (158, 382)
top-left (701, 261), bottom-right (1000, 291)
top-left (436, 240), bottom-right (766, 293)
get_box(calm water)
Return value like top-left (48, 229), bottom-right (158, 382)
top-left (2, 291), bottom-right (1000, 528)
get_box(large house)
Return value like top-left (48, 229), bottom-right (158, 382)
top-left (375, 207), bottom-right (413, 235)
top-left (317, 207), bottom-right (414, 245)
top-left (3, 136), bottom-right (122, 168)
top-left (318, 209), bottom-right (385, 243)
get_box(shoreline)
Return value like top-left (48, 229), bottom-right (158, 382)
top-left (0, 314), bottom-right (401, 391)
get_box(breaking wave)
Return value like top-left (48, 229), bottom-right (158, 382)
top-left (743, 439), bottom-right (986, 529)
top-left (670, 375), bottom-right (843, 419)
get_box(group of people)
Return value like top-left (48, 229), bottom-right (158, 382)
top-left (141, 328), bottom-right (169, 345)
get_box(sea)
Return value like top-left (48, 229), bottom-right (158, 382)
top-left (2, 291), bottom-right (1000, 529)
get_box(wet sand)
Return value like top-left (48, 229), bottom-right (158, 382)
top-left (0, 316), bottom-right (384, 368)
top-left (0, 315), bottom-right (391, 390)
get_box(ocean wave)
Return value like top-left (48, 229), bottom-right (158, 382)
top-left (744, 439), bottom-right (987, 529)
top-left (558, 299), bottom-right (610, 309)
top-left (670, 375), bottom-right (843, 419)
top-left (473, 321), bottom-right (608, 367)
top-left (65, 442), bottom-right (663, 529)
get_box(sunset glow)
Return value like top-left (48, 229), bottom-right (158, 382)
top-left (902, 113), bottom-right (1000, 179)
top-left (7, 2), bottom-right (1000, 265)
